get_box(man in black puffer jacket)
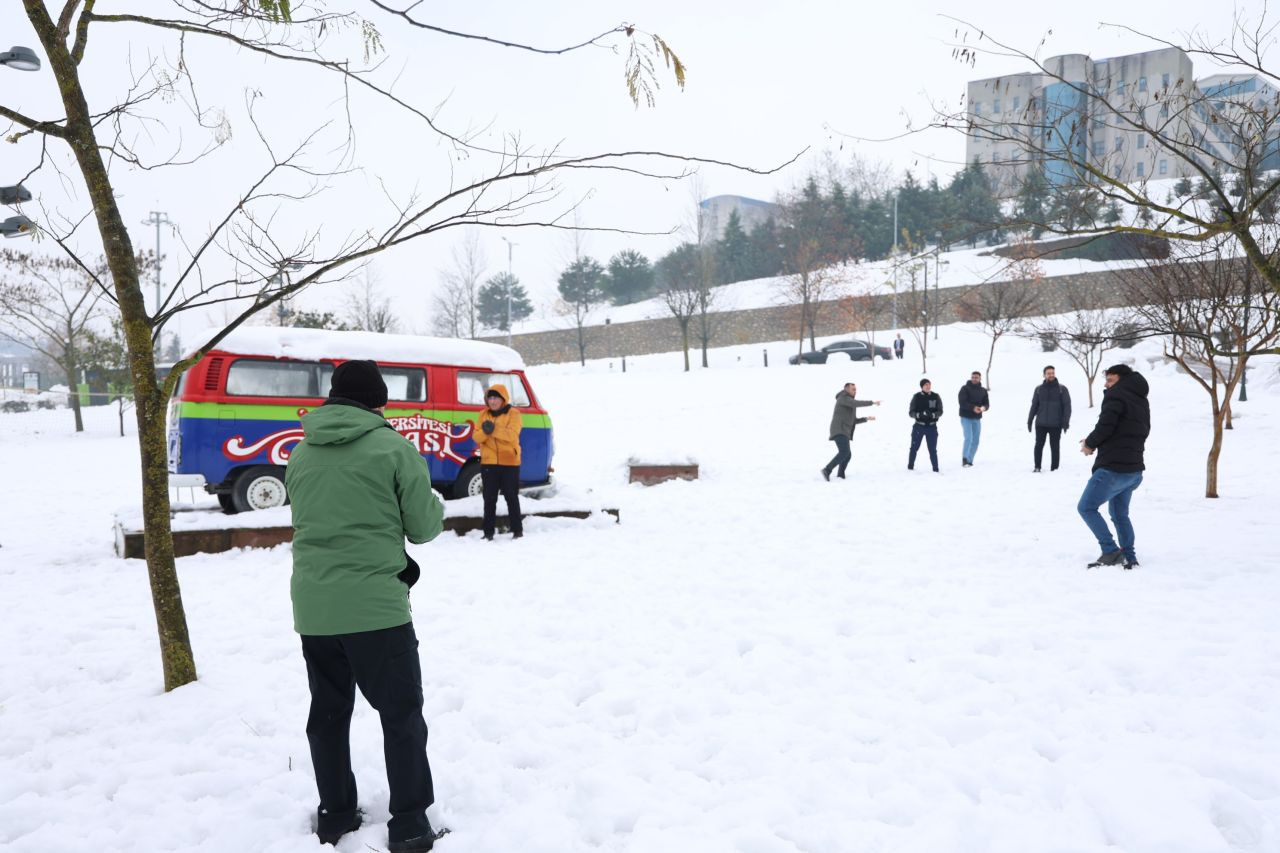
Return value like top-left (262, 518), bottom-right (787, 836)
top-left (1028, 365), bottom-right (1072, 472)
top-left (1077, 364), bottom-right (1150, 569)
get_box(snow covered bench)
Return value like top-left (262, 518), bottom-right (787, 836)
top-left (114, 498), bottom-right (619, 559)
top-left (628, 455), bottom-right (699, 486)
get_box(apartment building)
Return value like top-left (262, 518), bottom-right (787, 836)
top-left (966, 47), bottom-right (1273, 196)
top-left (697, 194), bottom-right (780, 241)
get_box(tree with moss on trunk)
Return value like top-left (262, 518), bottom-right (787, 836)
top-left (5, 0), bottom-right (790, 692)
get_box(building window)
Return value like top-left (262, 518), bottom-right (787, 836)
top-left (1136, 162), bottom-right (1145, 177)
top-left (1160, 103), bottom-right (1170, 118)
top-left (1159, 159), bottom-right (1168, 175)
top-left (993, 98), bottom-right (1002, 113)
top-left (1116, 81), bottom-right (1125, 96)
top-left (1092, 140), bottom-right (1106, 157)
top-left (973, 102), bottom-right (982, 116)
top-left (1115, 166), bottom-right (1123, 178)
top-left (1012, 96), bottom-right (1021, 112)
top-left (1092, 116), bottom-right (1104, 130)
top-left (1136, 135), bottom-right (1147, 149)
top-left (1162, 72), bottom-right (1171, 88)
top-left (1115, 137), bottom-right (1124, 152)
top-left (1138, 76), bottom-right (1148, 92)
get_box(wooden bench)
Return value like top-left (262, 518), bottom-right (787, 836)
top-left (114, 508), bottom-right (620, 559)
top-left (628, 462), bottom-right (699, 485)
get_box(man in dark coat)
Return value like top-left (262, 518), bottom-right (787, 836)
top-left (1028, 365), bottom-right (1072, 472)
top-left (908, 378), bottom-right (943, 472)
top-left (821, 382), bottom-right (880, 480)
top-left (1077, 364), bottom-right (1150, 569)
top-left (957, 371), bottom-right (990, 467)
top-left (893, 334), bottom-right (905, 360)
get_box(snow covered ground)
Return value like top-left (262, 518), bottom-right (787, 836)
top-left (2, 323), bottom-right (1279, 852)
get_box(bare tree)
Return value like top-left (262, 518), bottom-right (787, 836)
top-left (436, 233), bottom-right (487, 339)
top-left (1026, 283), bottom-right (1116, 408)
top-left (954, 240), bottom-right (1044, 387)
top-left (342, 266), bottom-right (398, 333)
top-left (657, 243), bottom-right (701, 371)
top-left (0, 251), bottom-right (118, 431)
top-left (5, 1), bottom-right (790, 693)
top-left (894, 259), bottom-right (930, 372)
top-left (1118, 239), bottom-right (1280, 497)
top-left (938, 13), bottom-right (1280, 300)
top-left (82, 317), bottom-right (133, 437)
top-left (836, 293), bottom-right (887, 367)
top-left (777, 182), bottom-right (849, 352)
top-left (687, 173), bottom-right (720, 367)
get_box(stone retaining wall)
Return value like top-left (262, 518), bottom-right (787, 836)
top-left (483, 267), bottom-right (1142, 366)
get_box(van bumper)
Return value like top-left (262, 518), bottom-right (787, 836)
top-left (169, 474), bottom-right (208, 490)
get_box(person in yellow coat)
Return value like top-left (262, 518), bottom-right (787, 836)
top-left (472, 384), bottom-right (523, 540)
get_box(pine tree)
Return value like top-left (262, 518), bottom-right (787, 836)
top-left (1014, 166), bottom-right (1050, 237)
top-left (478, 272), bottom-right (534, 330)
top-left (604, 249), bottom-right (655, 304)
top-left (745, 217), bottom-right (784, 278)
top-left (715, 210), bottom-right (751, 284)
top-left (558, 257), bottom-right (606, 364)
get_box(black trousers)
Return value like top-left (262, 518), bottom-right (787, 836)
top-left (1034, 426), bottom-right (1062, 470)
top-left (823, 434), bottom-right (852, 476)
top-left (481, 464), bottom-right (523, 537)
top-left (909, 423), bottom-right (939, 471)
top-left (301, 622), bottom-right (433, 843)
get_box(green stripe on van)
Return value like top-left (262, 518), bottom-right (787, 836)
top-left (178, 401), bottom-right (550, 428)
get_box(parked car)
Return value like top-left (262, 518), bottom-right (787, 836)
top-left (788, 339), bottom-right (893, 364)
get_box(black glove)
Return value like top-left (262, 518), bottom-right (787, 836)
top-left (481, 420), bottom-right (495, 435)
top-left (398, 552), bottom-right (420, 590)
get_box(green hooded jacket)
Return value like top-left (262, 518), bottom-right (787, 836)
top-left (287, 401), bottom-right (444, 635)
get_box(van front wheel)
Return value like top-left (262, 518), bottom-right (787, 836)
top-left (452, 463), bottom-right (484, 499)
top-left (232, 466), bottom-right (289, 512)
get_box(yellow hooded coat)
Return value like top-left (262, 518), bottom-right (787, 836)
top-left (473, 383), bottom-right (523, 466)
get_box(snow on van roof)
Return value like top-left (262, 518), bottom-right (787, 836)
top-left (189, 326), bottom-right (526, 371)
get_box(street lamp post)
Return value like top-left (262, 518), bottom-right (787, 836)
top-left (0, 46), bottom-right (41, 72)
top-left (269, 262), bottom-right (306, 326)
top-left (142, 210), bottom-right (173, 316)
top-left (500, 236), bottom-right (517, 347)
top-left (933, 232), bottom-right (943, 341)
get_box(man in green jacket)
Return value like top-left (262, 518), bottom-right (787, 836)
top-left (287, 359), bottom-right (444, 852)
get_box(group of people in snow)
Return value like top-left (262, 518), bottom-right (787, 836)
top-left (820, 363), bottom-right (1150, 571)
top-left (284, 360), bottom-right (525, 850)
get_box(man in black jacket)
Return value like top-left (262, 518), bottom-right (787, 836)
top-left (957, 371), bottom-right (990, 467)
top-left (908, 379), bottom-right (943, 472)
top-left (821, 383), bottom-right (880, 480)
top-left (1028, 365), bottom-right (1072, 472)
top-left (1077, 364), bottom-right (1150, 569)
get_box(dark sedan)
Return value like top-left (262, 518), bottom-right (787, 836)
top-left (789, 339), bottom-right (893, 364)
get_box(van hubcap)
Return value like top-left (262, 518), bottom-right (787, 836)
top-left (245, 475), bottom-right (286, 510)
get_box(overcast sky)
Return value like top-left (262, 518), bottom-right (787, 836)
top-left (0, 0), bottom-right (1251, 341)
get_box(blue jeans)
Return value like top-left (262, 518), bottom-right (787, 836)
top-left (960, 417), bottom-right (982, 462)
top-left (1077, 469), bottom-right (1143, 560)
top-left (908, 424), bottom-right (939, 471)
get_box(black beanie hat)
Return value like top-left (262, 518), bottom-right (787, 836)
top-left (329, 359), bottom-right (388, 409)
top-left (1104, 363), bottom-right (1133, 377)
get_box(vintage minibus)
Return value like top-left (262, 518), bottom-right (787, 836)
top-left (167, 326), bottom-right (553, 512)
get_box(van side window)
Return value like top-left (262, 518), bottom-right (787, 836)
top-left (226, 359), bottom-right (320, 397)
top-left (318, 365), bottom-right (427, 402)
top-left (457, 371), bottom-right (531, 407)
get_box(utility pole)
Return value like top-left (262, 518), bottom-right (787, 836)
top-left (500, 236), bottom-right (517, 347)
top-left (142, 211), bottom-right (172, 317)
top-left (892, 195), bottom-right (899, 328)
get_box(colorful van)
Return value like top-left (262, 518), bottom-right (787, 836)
top-left (167, 327), bottom-right (553, 512)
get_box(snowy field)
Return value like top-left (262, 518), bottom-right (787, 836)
top-left (2, 324), bottom-right (1279, 852)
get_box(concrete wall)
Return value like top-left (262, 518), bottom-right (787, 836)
top-left (484, 266), bottom-right (1141, 366)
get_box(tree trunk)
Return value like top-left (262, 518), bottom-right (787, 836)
top-left (28, 1), bottom-right (197, 691)
top-left (986, 334), bottom-right (998, 389)
top-left (62, 357), bottom-right (84, 432)
top-left (680, 322), bottom-right (690, 372)
top-left (1206, 403), bottom-right (1224, 498)
top-left (118, 398), bottom-right (125, 437)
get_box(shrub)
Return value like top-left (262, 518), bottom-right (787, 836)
top-left (1038, 332), bottom-right (1059, 352)
top-left (1, 400), bottom-right (31, 414)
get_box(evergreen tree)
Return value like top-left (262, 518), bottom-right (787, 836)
top-left (604, 249), bottom-right (655, 304)
top-left (558, 256), bottom-right (606, 364)
top-left (745, 217), bottom-right (784, 278)
top-left (948, 158), bottom-right (1003, 246)
top-left (1014, 166), bottom-right (1050, 237)
top-left (715, 210), bottom-right (752, 284)
top-left (477, 272), bottom-right (534, 330)
top-left (289, 310), bottom-right (351, 331)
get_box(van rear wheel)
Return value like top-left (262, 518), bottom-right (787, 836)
top-left (232, 466), bottom-right (289, 512)
top-left (217, 493), bottom-right (238, 514)
top-left (452, 463), bottom-right (484, 499)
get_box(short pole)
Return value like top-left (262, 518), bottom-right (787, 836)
top-left (763, 348), bottom-right (769, 367)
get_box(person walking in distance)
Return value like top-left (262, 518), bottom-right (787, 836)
top-left (908, 378), bottom-right (943, 472)
top-left (957, 371), bottom-right (990, 467)
top-left (821, 382), bottom-right (881, 481)
top-left (893, 333), bottom-right (905, 360)
top-left (472, 384), bottom-right (524, 540)
top-left (1028, 365), bottom-right (1072, 472)
top-left (1078, 364), bottom-right (1150, 570)
top-left (286, 359), bottom-right (446, 851)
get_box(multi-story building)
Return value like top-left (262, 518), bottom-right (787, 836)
top-left (698, 194), bottom-right (779, 241)
top-left (966, 47), bottom-right (1274, 196)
